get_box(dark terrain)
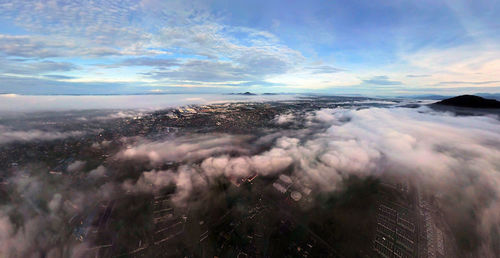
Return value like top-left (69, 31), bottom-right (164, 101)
top-left (434, 95), bottom-right (500, 108)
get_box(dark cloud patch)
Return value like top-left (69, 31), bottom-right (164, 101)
top-left (438, 80), bottom-right (500, 85)
top-left (147, 60), bottom-right (245, 82)
top-left (43, 75), bottom-right (78, 80)
top-left (233, 47), bottom-right (298, 75)
top-left (363, 75), bottom-right (402, 85)
top-left (230, 80), bottom-right (284, 87)
top-left (406, 74), bottom-right (430, 78)
top-left (1, 60), bottom-right (78, 75)
top-left (306, 65), bottom-right (345, 74)
top-left (0, 35), bottom-right (123, 58)
top-left (112, 57), bottom-right (180, 68)
top-left (145, 48), bottom-right (300, 83)
top-left (0, 35), bottom-right (67, 58)
top-left (0, 75), bottom-right (129, 95)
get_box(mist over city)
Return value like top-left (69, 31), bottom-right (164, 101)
top-left (0, 1), bottom-right (499, 258)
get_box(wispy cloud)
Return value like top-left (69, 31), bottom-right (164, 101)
top-left (362, 75), bottom-right (402, 85)
top-left (0, 127), bottom-right (84, 144)
top-left (0, 0), bottom-right (498, 94)
top-left (438, 80), bottom-right (500, 85)
top-left (1, 105), bottom-right (499, 256)
top-left (0, 58), bottom-right (78, 75)
top-left (306, 65), bottom-right (345, 74)
top-left (113, 57), bottom-right (180, 68)
top-left (406, 74), bottom-right (430, 78)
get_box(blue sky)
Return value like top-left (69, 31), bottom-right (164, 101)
top-left (0, 0), bottom-right (498, 95)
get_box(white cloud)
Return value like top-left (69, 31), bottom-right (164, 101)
top-left (0, 127), bottom-right (84, 144)
top-left (67, 160), bottom-right (86, 173)
top-left (400, 44), bottom-right (500, 89)
top-left (88, 165), bottom-right (107, 178)
top-left (275, 113), bottom-right (293, 124)
top-left (1, 104), bottom-right (499, 256)
top-left (116, 134), bottom-right (252, 164)
top-left (121, 106), bottom-right (500, 255)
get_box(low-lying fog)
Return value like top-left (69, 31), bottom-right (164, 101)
top-left (0, 94), bottom-right (297, 112)
top-left (0, 96), bottom-right (499, 257)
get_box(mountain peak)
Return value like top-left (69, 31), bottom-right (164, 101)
top-left (435, 95), bottom-right (500, 108)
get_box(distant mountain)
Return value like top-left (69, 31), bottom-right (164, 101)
top-left (398, 93), bottom-right (500, 101)
top-left (400, 94), bottom-right (449, 100)
top-left (229, 92), bottom-right (257, 95)
top-left (434, 95), bottom-right (500, 108)
top-left (475, 93), bottom-right (500, 101)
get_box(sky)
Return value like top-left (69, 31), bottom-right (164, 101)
top-left (0, 0), bottom-right (499, 96)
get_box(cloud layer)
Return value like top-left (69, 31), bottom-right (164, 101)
top-left (119, 106), bottom-right (500, 255)
top-left (1, 105), bottom-right (499, 256)
top-left (0, 0), bottom-right (498, 94)
top-left (0, 126), bottom-right (84, 144)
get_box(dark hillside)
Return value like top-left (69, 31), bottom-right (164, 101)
top-left (435, 95), bottom-right (500, 108)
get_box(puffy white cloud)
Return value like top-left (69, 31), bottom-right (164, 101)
top-left (1, 103), bottom-right (499, 255)
top-left (67, 160), bottom-right (86, 173)
top-left (122, 106), bottom-right (500, 255)
top-left (284, 106), bottom-right (500, 197)
top-left (88, 165), bottom-right (107, 178)
top-left (295, 107), bottom-right (500, 255)
top-left (0, 172), bottom-right (110, 256)
top-left (0, 127), bottom-right (84, 144)
top-left (123, 165), bottom-right (208, 206)
top-left (116, 134), bottom-right (252, 164)
top-left (274, 113), bottom-right (295, 124)
top-left (123, 169), bottom-right (176, 193)
top-left (200, 150), bottom-right (293, 178)
top-left (250, 148), bottom-right (294, 176)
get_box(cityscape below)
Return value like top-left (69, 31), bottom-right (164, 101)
top-left (1, 94), bottom-right (499, 257)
